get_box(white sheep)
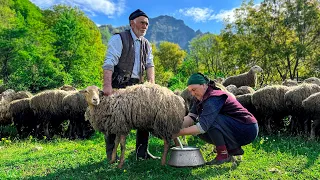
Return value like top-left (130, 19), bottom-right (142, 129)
top-left (81, 83), bottom-right (185, 168)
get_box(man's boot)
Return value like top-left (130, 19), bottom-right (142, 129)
top-left (135, 130), bottom-right (160, 160)
top-left (206, 145), bottom-right (231, 165)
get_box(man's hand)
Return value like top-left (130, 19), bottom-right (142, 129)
top-left (103, 85), bottom-right (113, 96)
top-left (103, 70), bottom-right (113, 96)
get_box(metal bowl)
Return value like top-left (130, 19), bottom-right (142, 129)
top-left (167, 146), bottom-right (205, 167)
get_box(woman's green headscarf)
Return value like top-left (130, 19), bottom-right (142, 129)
top-left (187, 73), bottom-right (209, 85)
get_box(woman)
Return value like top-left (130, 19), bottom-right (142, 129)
top-left (173, 73), bottom-right (259, 165)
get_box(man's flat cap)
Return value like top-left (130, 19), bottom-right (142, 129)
top-left (129, 9), bottom-right (148, 20)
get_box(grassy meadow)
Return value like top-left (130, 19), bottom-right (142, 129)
top-left (1, 131), bottom-right (319, 180)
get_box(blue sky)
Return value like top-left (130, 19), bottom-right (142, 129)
top-left (30, 0), bottom-right (262, 34)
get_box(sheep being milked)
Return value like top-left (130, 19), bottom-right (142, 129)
top-left (81, 83), bottom-right (186, 168)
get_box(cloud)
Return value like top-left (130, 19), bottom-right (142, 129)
top-left (178, 7), bottom-right (237, 23)
top-left (209, 8), bottom-right (237, 23)
top-left (30, 0), bottom-right (125, 17)
top-left (178, 7), bottom-right (213, 22)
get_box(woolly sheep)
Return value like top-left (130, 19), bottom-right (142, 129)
top-left (30, 90), bottom-right (71, 138)
top-left (59, 85), bottom-right (77, 91)
top-left (226, 84), bottom-right (238, 96)
top-left (0, 101), bottom-right (12, 126)
top-left (282, 79), bottom-right (298, 87)
top-left (237, 86), bottom-right (255, 95)
top-left (236, 94), bottom-right (258, 118)
top-left (0, 89), bottom-right (15, 102)
top-left (82, 83), bottom-right (185, 168)
top-left (62, 91), bottom-right (94, 139)
top-left (9, 98), bottom-right (36, 137)
top-left (0, 90), bottom-right (32, 126)
top-left (302, 92), bottom-right (320, 139)
top-left (222, 65), bottom-right (263, 88)
top-left (0, 90), bottom-right (32, 103)
top-left (284, 83), bottom-right (320, 134)
top-left (303, 77), bottom-right (320, 86)
top-left (252, 85), bottom-right (291, 134)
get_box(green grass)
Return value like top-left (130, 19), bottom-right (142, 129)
top-left (1, 131), bottom-right (319, 180)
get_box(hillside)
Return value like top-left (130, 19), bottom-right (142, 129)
top-left (99, 15), bottom-right (202, 50)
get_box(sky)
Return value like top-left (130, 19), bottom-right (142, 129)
top-left (30, 0), bottom-right (262, 34)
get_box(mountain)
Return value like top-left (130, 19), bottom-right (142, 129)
top-left (99, 15), bottom-right (202, 50)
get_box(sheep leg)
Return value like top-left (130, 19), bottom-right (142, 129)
top-left (43, 120), bottom-right (50, 138)
top-left (266, 117), bottom-right (272, 134)
top-left (304, 118), bottom-right (310, 137)
top-left (161, 139), bottom-right (169, 165)
top-left (110, 136), bottom-right (120, 164)
top-left (117, 135), bottom-right (126, 169)
top-left (310, 120), bottom-right (320, 140)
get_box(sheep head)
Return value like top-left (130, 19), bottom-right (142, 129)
top-left (80, 86), bottom-right (103, 106)
top-left (59, 85), bottom-right (77, 91)
top-left (251, 65), bottom-right (263, 73)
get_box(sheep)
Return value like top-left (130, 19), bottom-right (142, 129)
top-left (303, 77), bottom-right (320, 86)
top-left (59, 85), bottom-right (77, 91)
top-left (251, 85), bottom-right (291, 134)
top-left (81, 83), bottom-right (185, 168)
top-left (226, 85), bottom-right (238, 96)
top-left (222, 65), bottom-right (263, 88)
top-left (284, 83), bottom-right (320, 134)
top-left (302, 92), bottom-right (320, 139)
top-left (236, 94), bottom-right (258, 119)
top-left (180, 88), bottom-right (194, 113)
top-left (0, 90), bottom-right (33, 103)
top-left (282, 79), bottom-right (298, 87)
top-left (0, 89), bottom-right (15, 102)
top-left (0, 101), bottom-right (12, 126)
top-left (62, 91), bottom-right (94, 139)
top-left (237, 86), bottom-right (255, 95)
top-left (9, 98), bottom-right (37, 137)
top-left (30, 90), bottom-right (71, 138)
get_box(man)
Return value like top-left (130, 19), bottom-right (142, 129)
top-left (102, 9), bottom-right (157, 160)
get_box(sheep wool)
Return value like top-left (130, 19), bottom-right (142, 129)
top-left (303, 77), bottom-right (320, 86)
top-left (9, 98), bottom-right (36, 137)
top-left (30, 90), bottom-right (72, 137)
top-left (251, 85), bottom-right (291, 133)
top-left (83, 83), bottom-right (186, 168)
top-left (302, 92), bottom-right (320, 139)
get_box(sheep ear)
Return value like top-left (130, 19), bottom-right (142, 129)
top-left (99, 89), bottom-right (104, 97)
top-left (79, 89), bottom-right (86, 94)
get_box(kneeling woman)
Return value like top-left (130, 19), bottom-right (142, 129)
top-left (174, 73), bottom-right (259, 165)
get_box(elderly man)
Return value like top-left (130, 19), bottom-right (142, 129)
top-left (102, 9), bottom-right (157, 160)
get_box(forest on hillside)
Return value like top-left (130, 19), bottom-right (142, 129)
top-left (1, 0), bottom-right (320, 92)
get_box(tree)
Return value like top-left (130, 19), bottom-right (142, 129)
top-left (155, 41), bottom-right (186, 74)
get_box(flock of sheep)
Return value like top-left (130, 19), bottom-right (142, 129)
top-left (177, 65), bottom-right (320, 140)
top-left (0, 85), bottom-right (94, 139)
top-left (1, 65), bottom-right (320, 168)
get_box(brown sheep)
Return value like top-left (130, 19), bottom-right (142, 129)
top-left (222, 65), bottom-right (263, 88)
